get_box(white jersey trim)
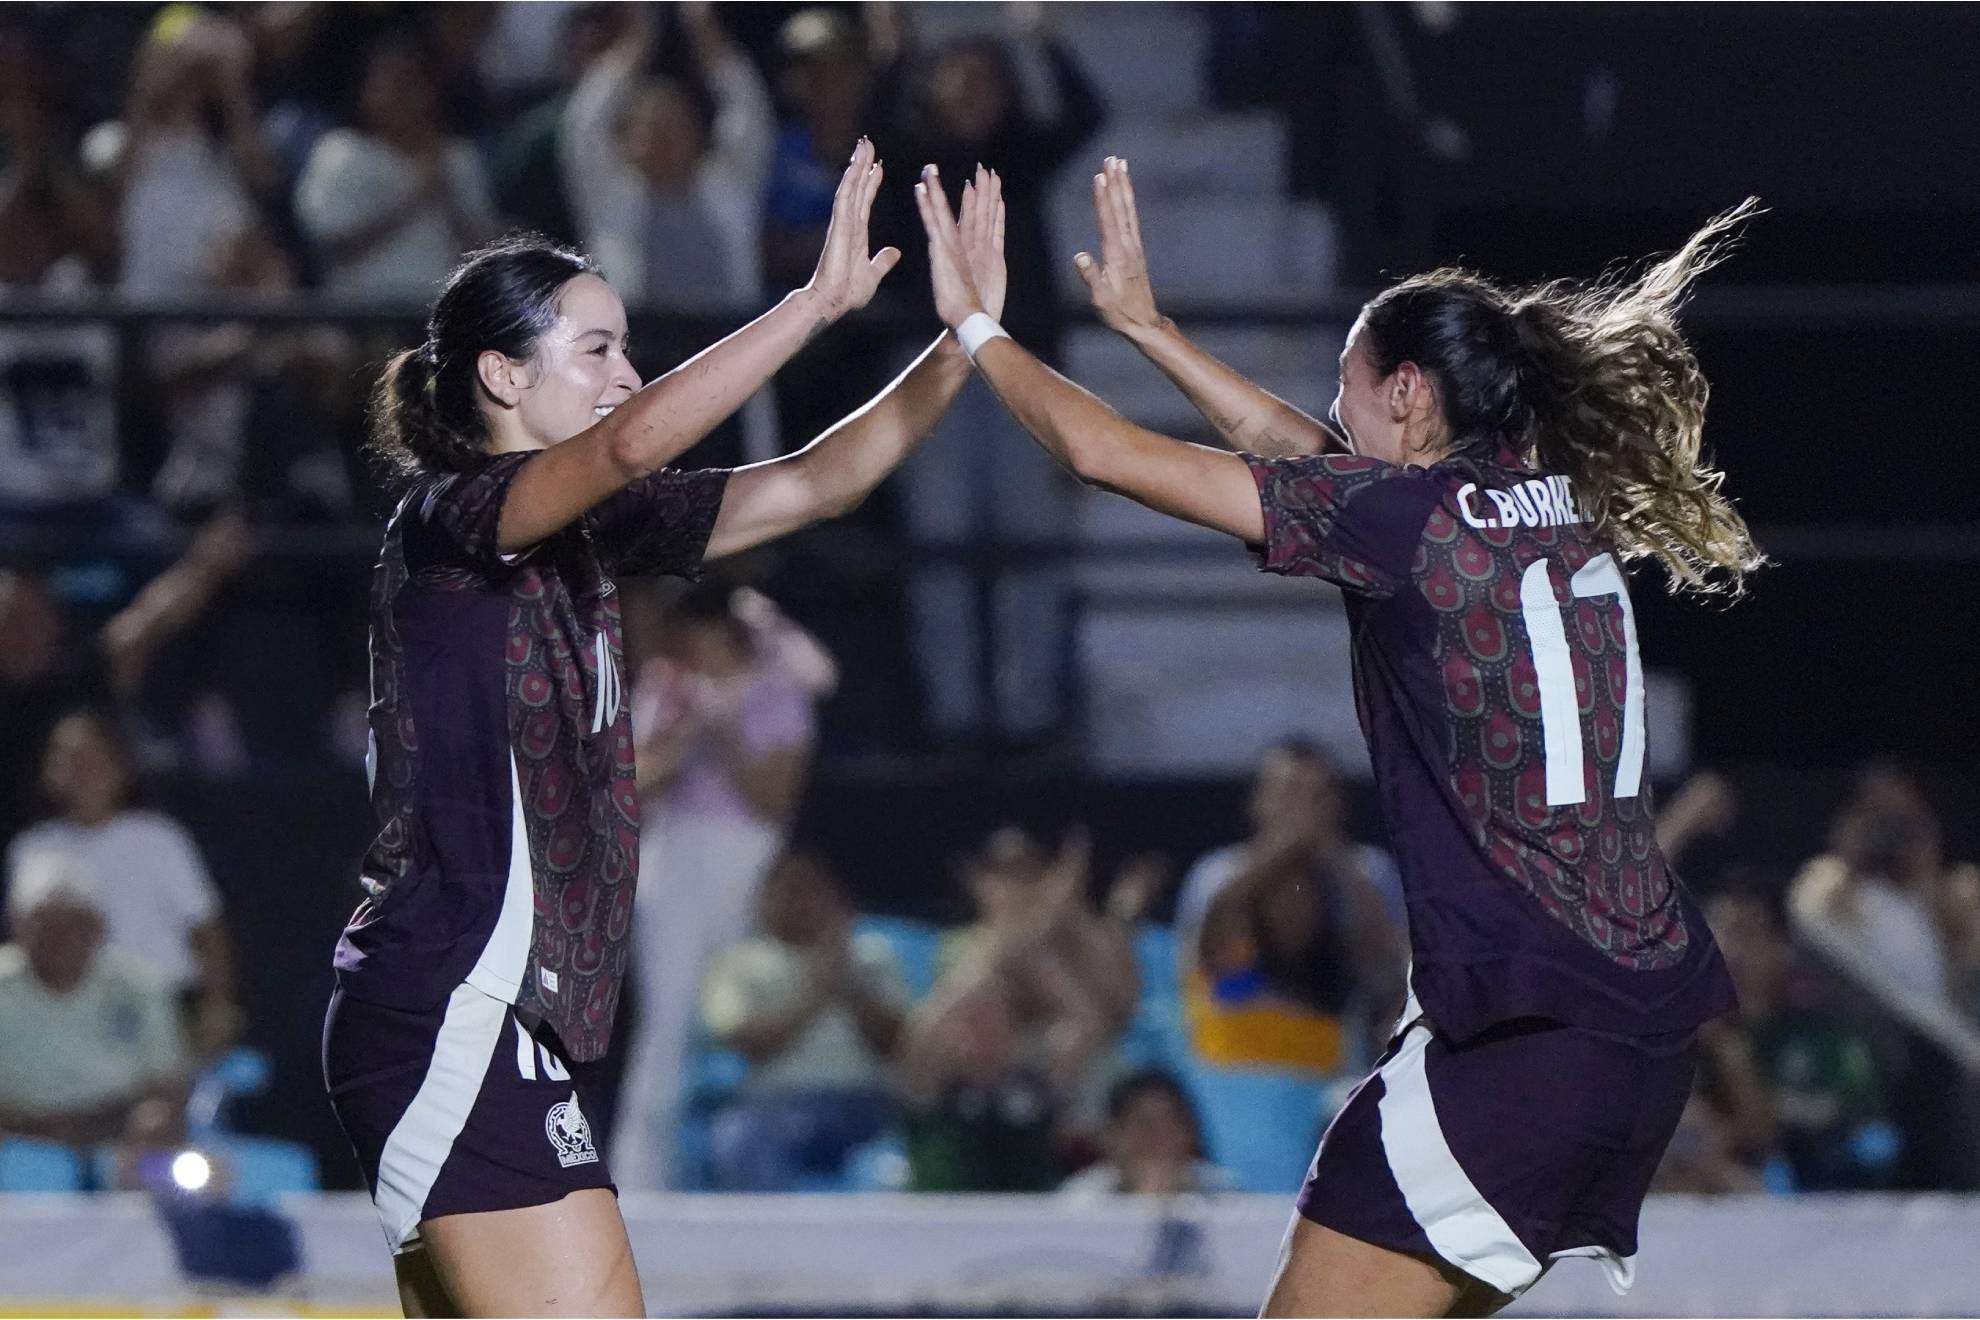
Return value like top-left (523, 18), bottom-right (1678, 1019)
top-left (371, 982), bottom-right (507, 1251)
top-left (463, 753), bottom-right (535, 1005)
top-left (1376, 1016), bottom-right (1546, 1296)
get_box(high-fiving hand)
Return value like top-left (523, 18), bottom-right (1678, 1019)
top-left (1074, 156), bottom-right (1161, 336)
top-left (804, 137), bottom-right (901, 320)
top-left (912, 163), bottom-right (1007, 329)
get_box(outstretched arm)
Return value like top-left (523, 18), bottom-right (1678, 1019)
top-left (496, 141), bottom-right (901, 553)
top-left (1078, 157), bottom-right (1340, 459)
top-left (704, 167), bottom-right (1009, 559)
top-left (914, 166), bottom-right (1264, 542)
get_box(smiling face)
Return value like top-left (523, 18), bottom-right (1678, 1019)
top-left (478, 273), bottom-right (643, 452)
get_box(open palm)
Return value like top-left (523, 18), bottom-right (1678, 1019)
top-left (1075, 156), bottom-right (1160, 336)
top-left (805, 137), bottom-right (901, 319)
top-left (913, 163), bottom-right (1007, 329)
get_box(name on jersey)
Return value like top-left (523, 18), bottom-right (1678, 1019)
top-left (1457, 476), bottom-right (1588, 530)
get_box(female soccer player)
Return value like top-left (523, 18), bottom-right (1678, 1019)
top-left (323, 141), bottom-right (1003, 1317)
top-left (913, 160), bottom-right (1763, 1316)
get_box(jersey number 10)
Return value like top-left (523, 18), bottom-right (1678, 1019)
top-left (1519, 553), bottom-right (1646, 807)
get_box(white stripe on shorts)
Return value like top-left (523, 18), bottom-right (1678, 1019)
top-left (1376, 1016), bottom-right (1546, 1296)
top-left (372, 982), bottom-right (508, 1252)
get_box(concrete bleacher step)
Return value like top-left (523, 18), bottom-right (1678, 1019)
top-left (1049, 192), bottom-right (1340, 304)
top-left (1078, 113), bottom-right (1290, 198)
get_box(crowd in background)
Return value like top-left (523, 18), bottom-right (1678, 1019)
top-left (3, 1), bottom-right (1980, 1204)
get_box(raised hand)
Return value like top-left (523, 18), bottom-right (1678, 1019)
top-left (1074, 156), bottom-right (1161, 337)
top-left (804, 138), bottom-right (901, 321)
top-left (957, 165), bottom-right (1009, 321)
top-left (912, 163), bottom-right (987, 330)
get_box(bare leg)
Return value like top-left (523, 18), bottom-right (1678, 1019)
top-left (1261, 1215), bottom-right (1509, 1318)
top-left (416, 1188), bottom-right (644, 1317)
top-left (395, 1247), bottom-right (459, 1318)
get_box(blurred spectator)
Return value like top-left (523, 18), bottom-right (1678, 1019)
top-left (1789, 766), bottom-right (1980, 1188)
top-left (83, 10), bottom-right (300, 511)
top-left (898, 976), bottom-right (1061, 1193)
top-left (870, 3), bottom-right (1106, 744)
top-left (7, 708), bottom-right (241, 1060)
top-left (896, 826), bottom-right (1139, 1190)
top-left (294, 31), bottom-right (499, 298)
top-left (1789, 765), bottom-right (1974, 1020)
top-left (1656, 769), bottom-right (1740, 875)
top-left (0, 851), bottom-right (189, 1155)
top-left (759, 5), bottom-right (901, 487)
top-left (0, 28), bottom-right (121, 511)
top-left (1058, 1067), bottom-right (1236, 1201)
top-left (700, 852), bottom-right (907, 1191)
top-left (759, 5), bottom-right (900, 294)
top-left (615, 582), bottom-right (833, 1190)
top-left (87, 10), bottom-right (281, 299)
top-left (1175, 739), bottom-right (1407, 1074)
top-left (490, 3), bottom-right (629, 247)
top-left (869, 1), bottom-right (1103, 322)
top-left (1710, 890), bottom-right (1896, 1189)
top-left (561, 1), bottom-right (771, 310)
top-left (0, 513), bottom-right (253, 840)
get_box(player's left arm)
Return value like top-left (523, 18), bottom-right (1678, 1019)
top-left (704, 167), bottom-right (1008, 561)
top-left (1077, 156), bottom-right (1340, 459)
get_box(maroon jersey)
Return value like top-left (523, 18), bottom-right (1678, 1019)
top-left (335, 451), bottom-right (730, 1062)
top-left (1244, 448), bottom-right (1734, 1041)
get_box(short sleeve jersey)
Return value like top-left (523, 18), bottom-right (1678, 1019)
top-left (334, 452), bottom-right (730, 1062)
top-left (1244, 449), bottom-right (1735, 1042)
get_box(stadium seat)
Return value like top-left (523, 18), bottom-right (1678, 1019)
top-left (212, 1136), bottom-right (320, 1205)
top-left (0, 1139), bottom-right (85, 1192)
top-left (1182, 1063), bottom-right (1331, 1194)
top-left (853, 916), bottom-right (944, 1001)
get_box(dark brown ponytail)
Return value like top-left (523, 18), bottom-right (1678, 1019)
top-left (364, 235), bottom-right (599, 486)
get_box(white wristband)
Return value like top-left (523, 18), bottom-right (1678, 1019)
top-left (956, 312), bottom-right (1010, 363)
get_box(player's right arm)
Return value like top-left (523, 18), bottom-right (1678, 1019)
top-left (494, 140), bottom-right (900, 554)
top-left (914, 166), bottom-right (1264, 542)
top-left (1077, 156), bottom-right (1340, 460)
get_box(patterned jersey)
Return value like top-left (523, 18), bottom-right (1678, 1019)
top-left (334, 451), bottom-right (730, 1062)
top-left (1244, 448), bottom-right (1735, 1041)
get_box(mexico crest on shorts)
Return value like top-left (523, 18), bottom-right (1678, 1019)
top-left (546, 1092), bottom-right (599, 1168)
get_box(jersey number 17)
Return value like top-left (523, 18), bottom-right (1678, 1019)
top-left (1519, 553), bottom-right (1646, 807)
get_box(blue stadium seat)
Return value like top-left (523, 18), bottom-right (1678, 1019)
top-left (854, 916), bottom-right (944, 1000)
top-left (90, 1136), bottom-right (320, 1204)
top-left (0, 1139), bottom-right (85, 1191)
top-left (212, 1136), bottom-right (319, 1205)
top-left (1182, 1063), bottom-right (1331, 1194)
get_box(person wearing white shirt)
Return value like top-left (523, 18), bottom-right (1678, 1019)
top-left (6, 709), bottom-right (240, 1059)
top-left (560, 3), bottom-right (772, 311)
top-left (0, 851), bottom-right (189, 1149)
top-left (699, 852), bottom-right (907, 1191)
top-left (295, 33), bottom-right (499, 298)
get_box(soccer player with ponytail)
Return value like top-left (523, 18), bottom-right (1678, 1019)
top-left (914, 157), bottom-right (1760, 1315)
top-left (324, 144), bottom-right (1003, 1317)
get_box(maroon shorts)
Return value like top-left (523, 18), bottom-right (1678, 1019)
top-left (323, 982), bottom-right (615, 1253)
top-left (1296, 998), bottom-right (1695, 1300)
